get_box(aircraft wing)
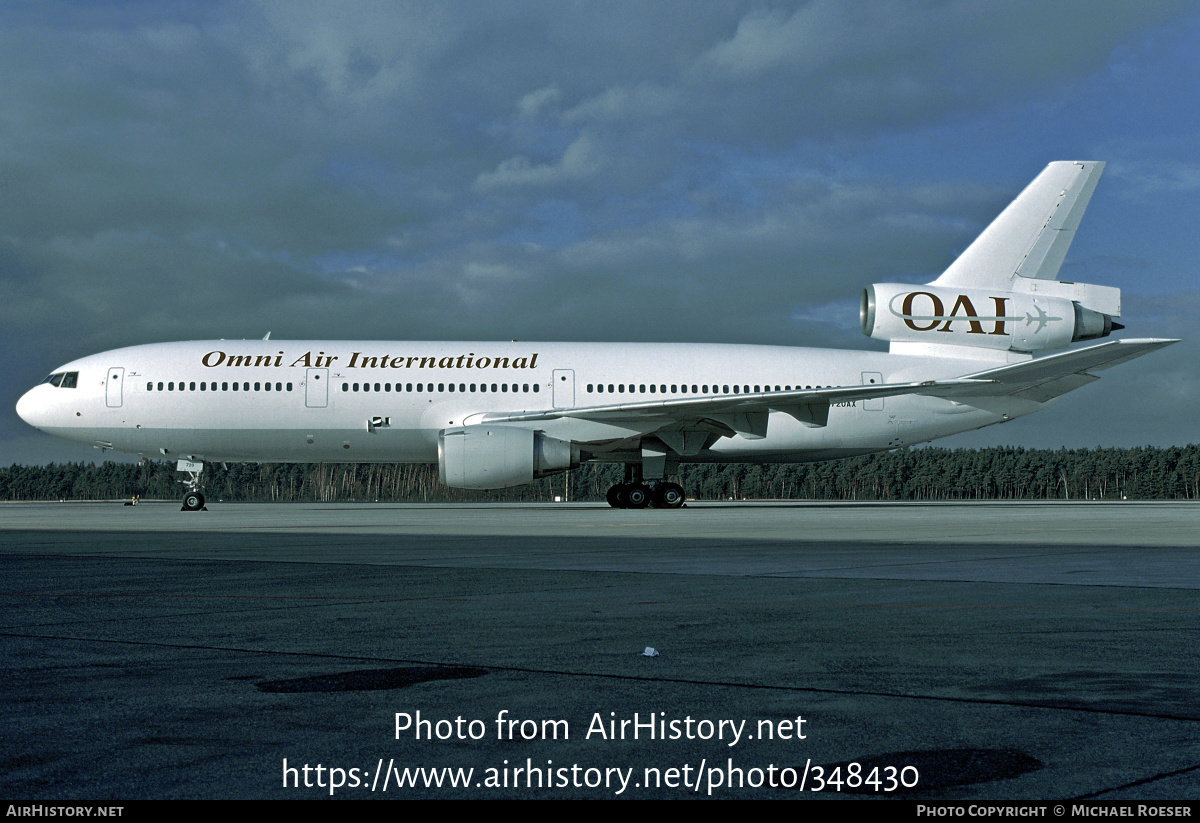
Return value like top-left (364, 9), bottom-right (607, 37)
top-left (479, 338), bottom-right (1177, 441)
top-left (482, 375), bottom-right (986, 432)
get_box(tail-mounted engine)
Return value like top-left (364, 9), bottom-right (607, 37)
top-left (861, 281), bottom-right (1122, 354)
top-left (439, 425), bottom-right (580, 490)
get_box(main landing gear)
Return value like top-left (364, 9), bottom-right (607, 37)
top-left (606, 464), bottom-right (685, 509)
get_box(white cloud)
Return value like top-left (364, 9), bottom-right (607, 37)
top-left (1110, 160), bottom-right (1200, 196)
top-left (473, 134), bottom-right (604, 191)
top-left (700, 4), bottom-right (840, 79)
top-left (563, 83), bottom-right (680, 124)
top-left (517, 85), bottom-right (562, 118)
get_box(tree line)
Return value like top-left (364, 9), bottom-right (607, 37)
top-left (2, 445), bottom-right (1199, 502)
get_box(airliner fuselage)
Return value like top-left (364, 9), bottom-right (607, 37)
top-left (16, 340), bottom-right (1002, 466)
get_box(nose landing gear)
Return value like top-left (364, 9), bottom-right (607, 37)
top-left (177, 459), bottom-right (207, 511)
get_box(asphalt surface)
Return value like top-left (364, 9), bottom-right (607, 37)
top-left (1, 500), bottom-right (1197, 799)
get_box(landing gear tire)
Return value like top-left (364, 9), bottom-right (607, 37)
top-left (625, 484), bottom-right (652, 509)
top-left (606, 483), bottom-right (628, 509)
top-left (182, 491), bottom-right (205, 511)
top-left (654, 482), bottom-right (685, 509)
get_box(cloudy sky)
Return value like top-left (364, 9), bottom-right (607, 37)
top-left (3, 0), bottom-right (1198, 464)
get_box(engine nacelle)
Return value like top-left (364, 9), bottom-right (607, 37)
top-left (861, 283), bottom-right (1119, 354)
top-left (438, 425), bottom-right (580, 490)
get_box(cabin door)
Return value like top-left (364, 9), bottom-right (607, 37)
top-left (305, 368), bottom-right (329, 408)
top-left (552, 369), bottom-right (575, 408)
top-left (105, 367), bottom-right (124, 407)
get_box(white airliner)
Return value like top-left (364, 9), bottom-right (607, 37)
top-left (16, 161), bottom-right (1177, 510)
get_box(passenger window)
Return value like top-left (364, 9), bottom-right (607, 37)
top-left (416, 383), bottom-right (423, 392)
top-left (374, 383), bottom-right (381, 392)
top-left (649, 385), bottom-right (656, 393)
top-left (342, 384), bottom-right (348, 392)
top-left (222, 382), bottom-right (229, 391)
top-left (448, 383), bottom-right (455, 392)
top-left (190, 382), bottom-right (196, 391)
top-left (532, 384), bottom-right (539, 392)
top-left (287, 383), bottom-right (293, 391)
top-left (438, 383), bottom-right (445, 392)
top-left (147, 382), bottom-right (153, 391)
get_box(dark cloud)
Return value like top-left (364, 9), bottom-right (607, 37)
top-left (2, 1), bottom-right (1197, 462)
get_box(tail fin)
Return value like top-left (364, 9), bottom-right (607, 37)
top-left (932, 161), bottom-right (1105, 289)
top-left (863, 161), bottom-right (1124, 358)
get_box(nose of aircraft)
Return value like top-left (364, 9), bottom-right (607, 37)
top-left (16, 386), bottom-right (47, 429)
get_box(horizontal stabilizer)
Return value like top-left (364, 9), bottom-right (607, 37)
top-left (962, 338), bottom-right (1176, 383)
top-left (927, 338), bottom-right (1179, 402)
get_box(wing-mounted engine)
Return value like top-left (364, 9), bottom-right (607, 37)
top-left (438, 425), bottom-right (580, 490)
top-left (861, 280), bottom-right (1122, 354)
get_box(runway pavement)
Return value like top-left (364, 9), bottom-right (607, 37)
top-left (1, 500), bottom-right (1197, 799)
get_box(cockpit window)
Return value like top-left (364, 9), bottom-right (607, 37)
top-left (41, 371), bottom-right (78, 389)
